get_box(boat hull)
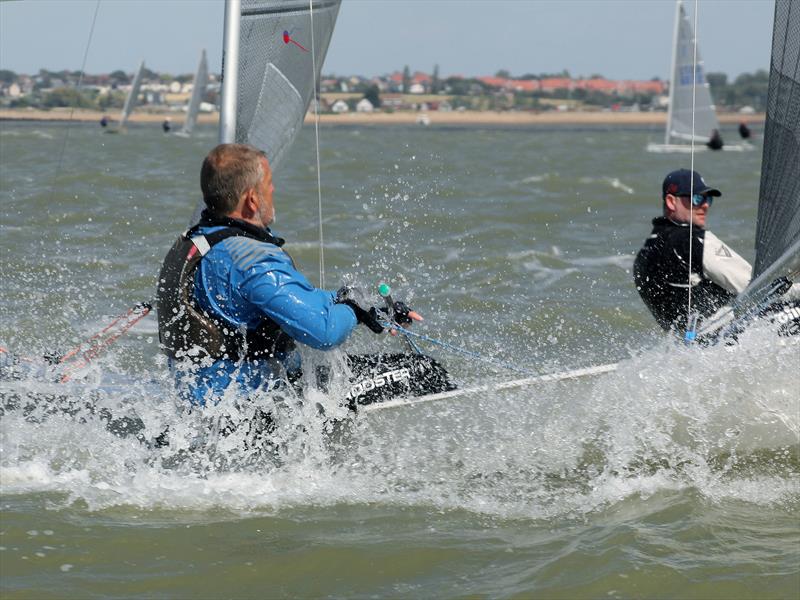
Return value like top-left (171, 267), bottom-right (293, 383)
top-left (646, 141), bottom-right (755, 153)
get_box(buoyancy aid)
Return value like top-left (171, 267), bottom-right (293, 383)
top-left (156, 212), bottom-right (295, 362)
top-left (633, 217), bottom-right (735, 332)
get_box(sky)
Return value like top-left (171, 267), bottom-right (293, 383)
top-left (0, 0), bottom-right (775, 81)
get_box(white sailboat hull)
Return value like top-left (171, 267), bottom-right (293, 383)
top-left (647, 141), bottom-right (755, 153)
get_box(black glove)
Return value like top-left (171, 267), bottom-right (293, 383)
top-left (382, 300), bottom-right (414, 326)
top-left (335, 287), bottom-right (384, 334)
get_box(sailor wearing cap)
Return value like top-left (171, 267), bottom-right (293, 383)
top-left (633, 169), bottom-right (753, 334)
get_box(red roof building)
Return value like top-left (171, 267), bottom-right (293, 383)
top-left (540, 78), bottom-right (575, 92)
top-left (476, 76), bottom-right (510, 89)
top-left (509, 80), bottom-right (540, 92)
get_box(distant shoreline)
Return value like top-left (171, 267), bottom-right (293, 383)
top-left (0, 108), bottom-right (764, 127)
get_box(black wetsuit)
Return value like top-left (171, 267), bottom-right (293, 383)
top-left (707, 130), bottom-right (724, 151)
top-left (633, 217), bottom-right (734, 332)
top-left (738, 123), bottom-right (751, 139)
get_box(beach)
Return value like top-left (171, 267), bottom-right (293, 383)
top-left (0, 107), bottom-right (763, 126)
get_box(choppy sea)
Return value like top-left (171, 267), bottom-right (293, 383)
top-left (1, 120), bottom-right (797, 599)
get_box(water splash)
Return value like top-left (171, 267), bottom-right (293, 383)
top-left (2, 322), bottom-right (796, 518)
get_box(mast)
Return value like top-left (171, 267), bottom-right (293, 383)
top-left (664, 0), bottom-right (682, 145)
top-left (219, 0), bottom-right (240, 144)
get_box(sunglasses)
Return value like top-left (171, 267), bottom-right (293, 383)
top-left (679, 193), bottom-right (713, 207)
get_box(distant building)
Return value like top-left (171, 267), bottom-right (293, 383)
top-left (381, 93), bottom-right (405, 109)
top-left (576, 78), bottom-right (619, 94)
top-left (540, 78), bottom-right (574, 93)
top-left (409, 82), bottom-right (425, 94)
top-left (331, 99), bottom-right (349, 113)
top-left (437, 100), bottom-right (453, 112)
top-left (509, 80), bottom-right (539, 93)
top-left (320, 78), bottom-right (338, 93)
top-left (475, 75), bottom-right (664, 97)
top-left (356, 98), bottom-right (374, 112)
top-left (477, 76), bottom-right (509, 89)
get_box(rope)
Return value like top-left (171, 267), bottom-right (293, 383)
top-left (309, 0), bottom-right (326, 288)
top-left (48, 0), bottom-right (101, 206)
top-left (685, 0), bottom-right (700, 342)
top-left (380, 320), bottom-right (540, 377)
top-left (58, 302), bottom-right (152, 382)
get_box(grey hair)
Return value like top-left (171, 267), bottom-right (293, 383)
top-left (200, 143), bottom-right (266, 215)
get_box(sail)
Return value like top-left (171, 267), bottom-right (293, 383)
top-left (180, 50), bottom-right (209, 136)
top-left (119, 60), bottom-right (145, 129)
top-left (235, 0), bottom-right (341, 171)
top-left (697, 0), bottom-right (799, 336)
top-left (751, 0), bottom-right (800, 284)
top-left (666, 1), bottom-right (720, 144)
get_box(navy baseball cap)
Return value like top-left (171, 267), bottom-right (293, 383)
top-left (662, 169), bottom-right (721, 199)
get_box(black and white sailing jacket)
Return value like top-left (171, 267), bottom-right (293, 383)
top-left (633, 217), bottom-right (752, 332)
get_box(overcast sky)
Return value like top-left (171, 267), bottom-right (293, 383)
top-left (0, 0), bottom-right (775, 80)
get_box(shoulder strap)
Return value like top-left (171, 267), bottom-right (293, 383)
top-left (186, 227), bottom-right (262, 257)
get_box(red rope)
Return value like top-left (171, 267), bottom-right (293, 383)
top-left (58, 303), bottom-right (152, 382)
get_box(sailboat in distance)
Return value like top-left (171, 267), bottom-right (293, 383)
top-left (647, 1), bottom-right (753, 153)
top-left (104, 60), bottom-right (145, 134)
top-left (175, 50), bottom-right (209, 138)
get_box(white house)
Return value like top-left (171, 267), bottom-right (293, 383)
top-left (356, 98), bottom-right (374, 112)
top-left (331, 99), bottom-right (349, 113)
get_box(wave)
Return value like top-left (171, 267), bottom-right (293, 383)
top-left (579, 176), bottom-right (635, 195)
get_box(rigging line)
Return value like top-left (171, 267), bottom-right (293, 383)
top-left (47, 0), bottom-right (101, 206)
top-left (378, 320), bottom-right (541, 377)
top-left (685, 0), bottom-right (700, 339)
top-left (309, 0), bottom-right (326, 288)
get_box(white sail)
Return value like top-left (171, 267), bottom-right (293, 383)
top-left (119, 60), bottom-right (145, 129)
top-left (666, 0), bottom-right (719, 144)
top-left (647, 1), bottom-right (752, 153)
top-left (192, 0), bottom-right (340, 221)
top-left (179, 50), bottom-right (209, 137)
top-left (234, 0), bottom-right (341, 170)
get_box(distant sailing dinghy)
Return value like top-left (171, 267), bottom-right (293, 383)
top-left (647, 1), bottom-right (753, 153)
top-left (175, 49), bottom-right (209, 138)
top-left (105, 60), bottom-right (145, 134)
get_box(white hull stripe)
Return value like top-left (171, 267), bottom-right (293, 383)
top-left (363, 362), bottom-right (619, 413)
